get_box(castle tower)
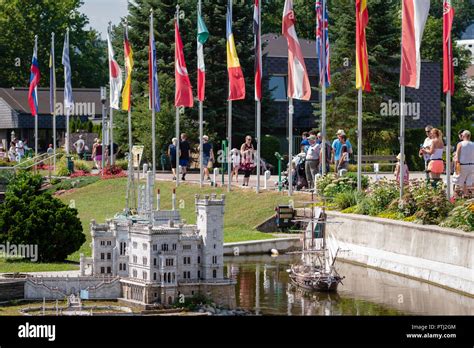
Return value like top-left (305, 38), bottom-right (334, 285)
top-left (195, 194), bottom-right (225, 280)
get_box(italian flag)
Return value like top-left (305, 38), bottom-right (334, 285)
top-left (197, 12), bottom-right (209, 102)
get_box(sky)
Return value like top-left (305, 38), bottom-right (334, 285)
top-left (80, 0), bottom-right (129, 38)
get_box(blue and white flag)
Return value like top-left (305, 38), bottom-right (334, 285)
top-left (62, 30), bottom-right (73, 111)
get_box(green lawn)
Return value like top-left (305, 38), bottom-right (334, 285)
top-left (0, 259), bottom-right (78, 273)
top-left (53, 178), bottom-right (304, 263)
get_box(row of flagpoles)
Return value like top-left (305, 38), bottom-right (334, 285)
top-left (28, 0), bottom-right (456, 199)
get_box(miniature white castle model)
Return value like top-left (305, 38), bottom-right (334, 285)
top-left (79, 170), bottom-right (236, 307)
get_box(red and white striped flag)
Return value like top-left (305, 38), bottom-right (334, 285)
top-left (400, 0), bottom-right (430, 89)
top-left (282, 0), bottom-right (311, 100)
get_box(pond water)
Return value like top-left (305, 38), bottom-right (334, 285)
top-left (225, 255), bottom-right (474, 316)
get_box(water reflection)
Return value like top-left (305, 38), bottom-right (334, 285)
top-left (225, 255), bottom-right (474, 316)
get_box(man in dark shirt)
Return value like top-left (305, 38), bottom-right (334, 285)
top-left (179, 133), bottom-right (190, 181)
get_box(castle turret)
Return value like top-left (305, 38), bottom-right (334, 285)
top-left (195, 194), bottom-right (225, 280)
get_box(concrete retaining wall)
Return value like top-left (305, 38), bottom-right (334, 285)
top-left (24, 276), bottom-right (122, 300)
top-left (224, 237), bottom-right (299, 256)
top-left (325, 211), bottom-right (474, 296)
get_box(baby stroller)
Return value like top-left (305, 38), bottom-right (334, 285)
top-left (280, 154), bottom-right (308, 191)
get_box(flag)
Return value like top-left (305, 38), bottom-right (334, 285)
top-left (28, 37), bottom-right (40, 117)
top-left (122, 25), bottom-right (134, 111)
top-left (355, 0), bottom-right (371, 92)
top-left (107, 28), bottom-right (123, 110)
top-left (197, 7), bottom-right (209, 102)
top-left (149, 12), bottom-right (161, 111)
top-left (226, 0), bottom-right (246, 101)
top-left (400, 0), bottom-right (430, 89)
top-left (316, 0), bottom-right (331, 87)
top-left (175, 19), bottom-right (193, 107)
top-left (282, 0), bottom-right (311, 100)
top-left (49, 35), bottom-right (56, 114)
top-left (62, 30), bottom-right (73, 112)
top-left (254, 0), bottom-right (262, 101)
top-left (443, 0), bottom-right (455, 95)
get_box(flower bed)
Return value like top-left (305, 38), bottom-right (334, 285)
top-left (317, 175), bottom-right (473, 232)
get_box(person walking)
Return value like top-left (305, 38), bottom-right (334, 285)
top-left (421, 128), bottom-right (444, 187)
top-left (15, 138), bottom-right (25, 161)
top-left (8, 140), bottom-right (17, 162)
top-left (179, 133), bottom-right (190, 181)
top-left (332, 129), bottom-right (352, 173)
top-left (92, 139), bottom-right (103, 170)
top-left (336, 134), bottom-right (350, 175)
top-left (240, 135), bottom-right (255, 187)
top-left (73, 135), bottom-right (85, 160)
top-left (230, 148), bottom-right (241, 183)
top-left (394, 153), bottom-right (409, 185)
top-left (168, 138), bottom-right (178, 180)
top-left (300, 132), bottom-right (310, 153)
top-left (199, 135), bottom-right (214, 181)
top-left (453, 130), bottom-right (474, 197)
top-left (305, 135), bottom-right (320, 189)
top-left (419, 125), bottom-right (433, 181)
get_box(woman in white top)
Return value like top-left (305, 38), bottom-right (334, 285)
top-left (453, 130), bottom-right (474, 197)
top-left (421, 128), bottom-right (444, 186)
top-left (230, 148), bottom-right (241, 183)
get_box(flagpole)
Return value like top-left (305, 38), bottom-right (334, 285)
top-left (176, 5), bottom-right (180, 188)
top-left (34, 35), bottom-right (38, 158)
top-left (400, 85), bottom-right (406, 200)
top-left (198, 0), bottom-right (204, 188)
top-left (227, 99), bottom-right (232, 192)
top-left (357, 88), bottom-right (362, 191)
top-left (256, 2), bottom-right (262, 194)
top-left (288, 98), bottom-right (293, 196)
top-left (320, 0), bottom-right (327, 176)
top-left (107, 22), bottom-right (114, 167)
top-left (446, 24), bottom-right (452, 199)
top-left (52, 32), bottom-right (57, 173)
top-left (151, 9), bottom-right (156, 179)
top-left (124, 19), bottom-right (134, 211)
top-left (65, 28), bottom-right (70, 156)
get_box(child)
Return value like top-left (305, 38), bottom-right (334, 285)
top-left (394, 153), bottom-right (409, 185)
top-left (231, 148), bottom-right (241, 183)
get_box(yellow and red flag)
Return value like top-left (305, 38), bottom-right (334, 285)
top-left (121, 25), bottom-right (134, 111)
top-left (355, 0), bottom-right (370, 92)
top-left (226, 0), bottom-right (245, 101)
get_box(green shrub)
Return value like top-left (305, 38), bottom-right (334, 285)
top-left (341, 206), bottom-right (358, 214)
top-left (115, 159), bottom-right (129, 170)
top-left (388, 192), bottom-right (417, 217)
top-left (334, 190), bottom-right (365, 210)
top-left (403, 215), bottom-right (418, 223)
top-left (376, 211), bottom-right (404, 220)
top-left (317, 173), bottom-right (369, 198)
top-left (74, 160), bottom-right (92, 173)
top-left (354, 196), bottom-right (373, 215)
top-left (367, 180), bottom-right (398, 215)
top-left (440, 199), bottom-right (474, 232)
top-left (0, 172), bottom-right (84, 262)
top-left (56, 157), bottom-right (70, 176)
top-left (412, 185), bottom-right (452, 225)
top-left (45, 176), bottom-right (100, 194)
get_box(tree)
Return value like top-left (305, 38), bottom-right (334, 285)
top-left (0, 0), bottom-right (107, 88)
top-left (109, 0), bottom-right (276, 166)
top-left (0, 172), bottom-right (84, 262)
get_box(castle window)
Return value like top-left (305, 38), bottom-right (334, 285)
top-left (119, 263), bottom-right (122, 271)
top-left (213, 270), bottom-right (217, 278)
top-left (142, 243), bottom-right (147, 251)
top-left (123, 263), bottom-right (126, 271)
top-left (143, 257), bottom-right (147, 266)
top-left (183, 271), bottom-right (187, 279)
top-left (107, 241), bottom-right (112, 246)
top-left (153, 244), bottom-right (157, 251)
top-left (172, 244), bottom-right (177, 250)
top-left (198, 256), bottom-right (201, 264)
top-left (143, 271), bottom-right (147, 280)
top-left (198, 245), bottom-right (201, 249)
top-left (198, 271), bottom-right (201, 279)
top-left (183, 245), bottom-right (191, 250)
top-left (107, 267), bottom-right (111, 274)
top-left (153, 258), bottom-right (157, 266)
top-left (153, 273), bottom-right (157, 280)
top-left (120, 242), bottom-right (126, 255)
top-left (133, 255), bottom-right (137, 264)
top-left (133, 269), bottom-right (137, 278)
top-left (100, 267), bottom-right (105, 274)
top-left (212, 256), bottom-right (218, 264)
top-left (161, 244), bottom-right (169, 251)
top-left (100, 241), bottom-right (105, 246)
top-left (214, 244), bottom-right (216, 249)
top-left (133, 242), bottom-right (137, 249)
top-left (100, 253), bottom-right (105, 260)
top-left (187, 271), bottom-right (191, 279)
top-left (107, 253), bottom-right (111, 260)
top-left (166, 258), bottom-right (174, 267)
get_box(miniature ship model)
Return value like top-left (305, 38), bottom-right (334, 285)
top-left (287, 196), bottom-right (344, 292)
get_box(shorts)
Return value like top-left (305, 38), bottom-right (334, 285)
top-left (428, 160), bottom-right (444, 174)
top-left (95, 155), bottom-right (102, 161)
top-left (202, 155), bottom-right (210, 167)
top-left (453, 165), bottom-right (474, 186)
top-left (170, 158), bottom-right (177, 169)
top-left (179, 159), bottom-right (189, 167)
